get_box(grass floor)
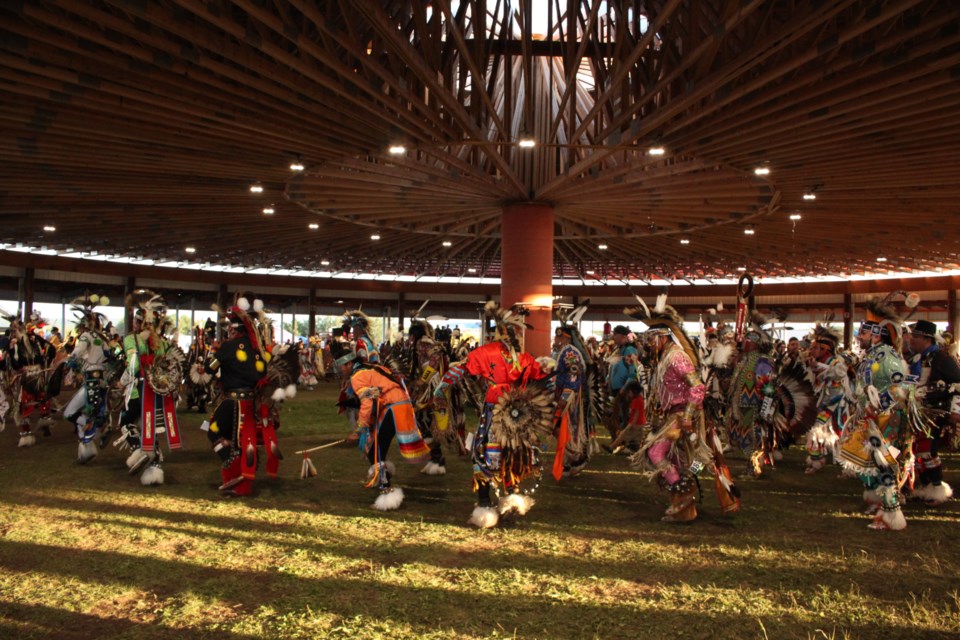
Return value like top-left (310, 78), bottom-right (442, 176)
top-left (1, 383), bottom-right (959, 639)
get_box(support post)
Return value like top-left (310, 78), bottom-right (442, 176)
top-left (500, 203), bottom-right (554, 356)
top-left (20, 267), bottom-right (35, 321)
top-left (947, 288), bottom-right (958, 338)
top-left (843, 292), bottom-right (854, 349)
top-left (123, 276), bottom-right (136, 335)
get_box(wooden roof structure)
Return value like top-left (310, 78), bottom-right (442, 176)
top-left (1, 1), bottom-right (959, 282)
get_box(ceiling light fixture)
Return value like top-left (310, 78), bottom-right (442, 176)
top-left (517, 129), bottom-right (536, 148)
top-left (370, 234), bottom-right (381, 241)
top-left (388, 145), bottom-right (406, 155)
top-left (320, 260), bottom-right (330, 266)
top-left (803, 193), bottom-right (816, 201)
top-left (185, 246), bottom-right (196, 254)
top-left (249, 182), bottom-right (264, 193)
top-left (467, 267), bottom-right (477, 273)
top-left (442, 241), bottom-right (452, 247)
top-left (876, 257), bottom-right (887, 262)
top-left (679, 236), bottom-right (691, 245)
top-left (308, 223), bottom-right (319, 230)
top-left (598, 244), bottom-right (608, 250)
top-left (289, 155), bottom-right (305, 171)
top-left (744, 226), bottom-right (755, 235)
top-left (648, 146), bottom-right (666, 156)
top-left (753, 167), bottom-right (770, 176)
top-left (43, 225), bottom-right (56, 232)
top-left (736, 266), bottom-right (747, 271)
top-left (585, 269), bottom-right (595, 275)
top-left (263, 206), bottom-right (275, 214)
top-left (789, 213), bottom-right (802, 221)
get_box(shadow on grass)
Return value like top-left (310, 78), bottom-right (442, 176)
top-left (2, 491), bottom-right (955, 604)
top-left (0, 600), bottom-right (259, 640)
top-left (4, 538), bottom-right (952, 640)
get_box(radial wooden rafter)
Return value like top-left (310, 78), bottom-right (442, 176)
top-left (0, 0), bottom-right (957, 280)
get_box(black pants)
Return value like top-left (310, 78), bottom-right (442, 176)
top-left (367, 413), bottom-right (397, 465)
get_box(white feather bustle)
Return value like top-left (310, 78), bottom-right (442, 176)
top-left (271, 388), bottom-right (287, 402)
top-left (77, 441), bottom-right (98, 464)
top-left (373, 487), bottom-right (404, 511)
top-left (140, 465), bottom-right (165, 486)
top-left (237, 297), bottom-right (251, 311)
top-left (253, 298), bottom-right (264, 312)
top-left (285, 384), bottom-right (297, 399)
top-left (917, 482), bottom-right (953, 505)
top-left (17, 433), bottom-right (36, 448)
top-left (468, 506), bottom-right (500, 529)
top-left (420, 460), bottom-right (446, 475)
top-left (498, 493), bottom-right (535, 516)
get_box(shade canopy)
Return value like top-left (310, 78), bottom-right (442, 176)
top-left (1, 1), bottom-right (958, 281)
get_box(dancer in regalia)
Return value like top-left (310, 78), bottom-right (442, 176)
top-left (433, 302), bottom-right (554, 528)
top-left (333, 339), bottom-right (430, 510)
top-left (115, 290), bottom-right (185, 485)
top-left (62, 294), bottom-right (121, 463)
top-left (626, 295), bottom-right (740, 523)
top-left (907, 319), bottom-right (960, 505)
top-left (839, 295), bottom-right (919, 530)
top-left (206, 296), bottom-right (298, 496)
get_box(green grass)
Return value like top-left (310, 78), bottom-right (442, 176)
top-left (1, 384), bottom-right (959, 639)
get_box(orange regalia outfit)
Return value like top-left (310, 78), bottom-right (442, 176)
top-left (335, 339), bottom-right (429, 511)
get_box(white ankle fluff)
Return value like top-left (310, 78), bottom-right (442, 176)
top-left (373, 487), bottom-right (404, 511)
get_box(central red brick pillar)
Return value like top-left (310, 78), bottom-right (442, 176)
top-left (500, 203), bottom-right (554, 357)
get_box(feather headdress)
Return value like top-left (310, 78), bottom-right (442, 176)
top-left (864, 293), bottom-right (911, 352)
top-left (408, 300), bottom-right (435, 344)
top-left (811, 313), bottom-right (842, 351)
top-left (485, 300), bottom-right (533, 342)
top-left (744, 311), bottom-right (774, 349)
top-left (211, 293), bottom-right (267, 360)
top-left (555, 298), bottom-right (591, 360)
top-left (69, 293), bottom-right (110, 334)
top-left (342, 309), bottom-right (371, 333)
top-left (125, 289), bottom-right (172, 334)
top-left (624, 293), bottom-right (699, 367)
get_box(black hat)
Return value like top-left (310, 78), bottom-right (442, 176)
top-left (612, 325), bottom-right (630, 336)
top-left (910, 320), bottom-right (938, 339)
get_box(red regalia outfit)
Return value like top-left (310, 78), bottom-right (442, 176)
top-left (208, 297), bottom-right (298, 496)
top-left (3, 311), bottom-right (60, 447)
top-left (434, 302), bottom-right (554, 528)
